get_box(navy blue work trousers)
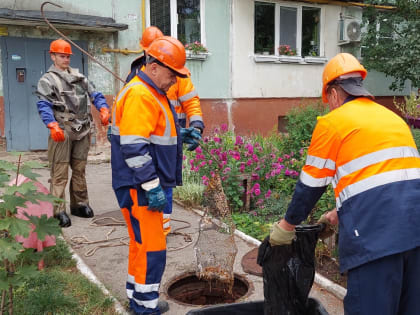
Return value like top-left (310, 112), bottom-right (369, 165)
top-left (344, 246), bottom-right (420, 315)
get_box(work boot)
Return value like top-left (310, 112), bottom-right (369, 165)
top-left (157, 300), bottom-right (169, 314)
top-left (54, 211), bottom-right (72, 228)
top-left (70, 204), bottom-right (94, 218)
top-left (129, 300), bottom-right (169, 314)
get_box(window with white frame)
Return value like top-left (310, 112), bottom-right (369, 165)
top-left (147, 0), bottom-right (204, 45)
top-left (254, 1), bottom-right (322, 57)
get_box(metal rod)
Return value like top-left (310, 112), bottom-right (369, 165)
top-left (40, 1), bottom-right (125, 83)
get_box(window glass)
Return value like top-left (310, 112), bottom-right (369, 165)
top-left (302, 7), bottom-right (321, 56)
top-left (377, 19), bottom-right (393, 46)
top-left (279, 7), bottom-right (297, 51)
top-left (254, 1), bottom-right (275, 54)
top-left (150, 0), bottom-right (171, 35)
top-left (177, 0), bottom-right (201, 44)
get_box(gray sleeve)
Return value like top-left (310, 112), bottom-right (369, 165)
top-left (36, 75), bottom-right (57, 102)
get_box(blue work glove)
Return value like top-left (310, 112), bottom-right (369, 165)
top-left (145, 185), bottom-right (168, 212)
top-left (180, 127), bottom-right (202, 151)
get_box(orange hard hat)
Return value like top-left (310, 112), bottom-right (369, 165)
top-left (322, 53), bottom-right (367, 103)
top-left (146, 36), bottom-right (189, 77)
top-left (49, 39), bottom-right (73, 55)
top-left (140, 26), bottom-right (164, 50)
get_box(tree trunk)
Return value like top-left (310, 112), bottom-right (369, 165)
top-left (1, 290), bottom-right (6, 315)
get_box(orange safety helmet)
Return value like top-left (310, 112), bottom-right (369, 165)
top-left (49, 39), bottom-right (73, 55)
top-left (146, 36), bottom-right (189, 77)
top-left (140, 26), bottom-right (164, 50)
top-left (322, 53), bottom-right (367, 103)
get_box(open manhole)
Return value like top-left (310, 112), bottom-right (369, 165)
top-left (166, 272), bottom-right (252, 306)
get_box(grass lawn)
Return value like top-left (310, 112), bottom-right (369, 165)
top-left (7, 238), bottom-right (119, 315)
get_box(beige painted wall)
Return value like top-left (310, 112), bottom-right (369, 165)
top-left (230, 0), bottom-right (354, 98)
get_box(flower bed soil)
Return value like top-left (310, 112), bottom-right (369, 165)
top-left (315, 255), bottom-right (347, 288)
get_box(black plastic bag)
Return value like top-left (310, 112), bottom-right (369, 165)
top-left (257, 224), bottom-right (324, 315)
top-left (185, 298), bottom-right (327, 315)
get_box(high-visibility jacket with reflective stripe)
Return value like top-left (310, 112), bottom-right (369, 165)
top-left (126, 56), bottom-right (204, 130)
top-left (166, 76), bottom-right (204, 130)
top-left (285, 97), bottom-right (420, 272)
top-left (111, 71), bottom-right (182, 190)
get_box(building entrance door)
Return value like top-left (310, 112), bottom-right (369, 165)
top-left (1, 37), bottom-right (87, 151)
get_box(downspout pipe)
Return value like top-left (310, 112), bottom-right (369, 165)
top-left (101, 0), bottom-right (146, 56)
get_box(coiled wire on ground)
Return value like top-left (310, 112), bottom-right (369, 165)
top-left (70, 216), bottom-right (194, 257)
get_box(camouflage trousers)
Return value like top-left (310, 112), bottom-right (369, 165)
top-left (48, 133), bottom-right (91, 215)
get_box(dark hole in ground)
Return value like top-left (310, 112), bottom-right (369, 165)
top-left (167, 273), bottom-right (249, 306)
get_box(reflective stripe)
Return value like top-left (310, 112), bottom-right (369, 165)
top-left (116, 82), bottom-right (144, 103)
top-left (189, 115), bottom-right (203, 122)
top-left (135, 82), bottom-right (173, 140)
top-left (170, 99), bottom-right (181, 107)
top-left (163, 214), bottom-right (170, 219)
top-left (133, 296), bottom-right (158, 309)
top-left (113, 82), bottom-right (145, 127)
top-left (121, 135), bottom-right (150, 145)
top-left (177, 112), bottom-right (187, 119)
top-left (179, 90), bottom-right (197, 102)
top-left (127, 274), bottom-right (160, 293)
top-left (150, 134), bottom-right (178, 145)
top-left (125, 154), bottom-right (152, 168)
top-left (306, 155), bottom-right (336, 171)
top-left (336, 146), bottom-right (420, 180)
top-left (338, 168), bottom-right (420, 207)
top-left (115, 80), bottom-right (176, 145)
top-left (111, 125), bottom-right (120, 135)
top-left (128, 274), bottom-right (135, 283)
top-left (163, 222), bottom-right (170, 229)
top-left (134, 282), bottom-right (160, 294)
top-left (335, 196), bottom-right (341, 209)
top-left (300, 170), bottom-right (332, 187)
top-left (127, 288), bottom-right (133, 299)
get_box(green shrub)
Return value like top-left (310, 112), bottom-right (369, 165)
top-left (231, 213), bottom-right (272, 241)
top-left (283, 101), bottom-right (329, 153)
top-left (411, 127), bottom-right (420, 150)
top-left (173, 182), bottom-right (205, 208)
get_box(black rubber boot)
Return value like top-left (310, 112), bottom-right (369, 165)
top-left (70, 204), bottom-right (94, 218)
top-left (54, 211), bottom-right (72, 228)
top-left (129, 300), bottom-right (169, 314)
top-left (157, 300), bottom-right (169, 314)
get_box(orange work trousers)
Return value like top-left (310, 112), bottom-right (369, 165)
top-left (115, 186), bottom-right (166, 314)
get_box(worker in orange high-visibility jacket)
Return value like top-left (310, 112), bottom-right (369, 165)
top-left (126, 27), bottom-right (204, 133)
top-left (125, 26), bottom-right (204, 237)
top-left (269, 53), bottom-right (420, 315)
top-left (110, 36), bottom-right (192, 315)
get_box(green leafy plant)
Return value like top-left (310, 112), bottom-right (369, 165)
top-left (189, 124), bottom-right (303, 212)
top-left (278, 45), bottom-right (297, 56)
top-left (0, 155), bottom-right (61, 315)
top-left (185, 41), bottom-right (208, 54)
top-left (393, 92), bottom-right (420, 120)
top-left (362, 0), bottom-right (420, 91)
top-left (283, 101), bottom-right (329, 153)
top-left (411, 127), bottom-right (420, 150)
top-left (231, 213), bottom-right (272, 241)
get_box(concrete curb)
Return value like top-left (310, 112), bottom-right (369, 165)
top-left (62, 236), bottom-right (129, 315)
top-left (184, 204), bottom-right (347, 301)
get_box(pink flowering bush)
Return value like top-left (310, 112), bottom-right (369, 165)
top-left (187, 124), bottom-right (305, 212)
top-left (185, 41), bottom-right (208, 54)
